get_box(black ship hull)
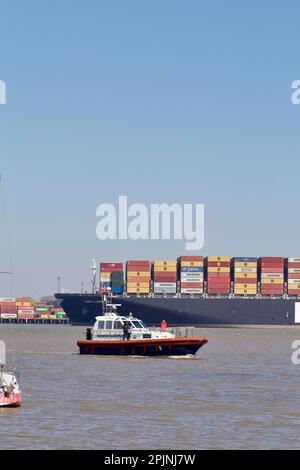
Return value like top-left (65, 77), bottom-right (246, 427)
top-left (55, 293), bottom-right (300, 326)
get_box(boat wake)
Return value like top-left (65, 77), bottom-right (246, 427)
top-left (168, 354), bottom-right (199, 360)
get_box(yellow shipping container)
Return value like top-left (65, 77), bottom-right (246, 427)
top-left (127, 282), bottom-right (149, 288)
top-left (288, 284), bottom-right (300, 289)
top-left (16, 302), bottom-right (32, 307)
top-left (234, 288), bottom-right (257, 295)
top-left (207, 256), bottom-right (230, 262)
top-left (127, 288), bottom-right (150, 294)
top-left (207, 267), bottom-right (230, 273)
top-left (235, 283), bottom-right (257, 290)
top-left (40, 314), bottom-right (52, 319)
top-left (153, 266), bottom-right (177, 272)
top-left (234, 262), bottom-right (257, 268)
top-left (153, 260), bottom-right (177, 267)
top-left (180, 261), bottom-right (203, 267)
top-left (261, 278), bottom-right (284, 284)
top-left (234, 273), bottom-right (257, 279)
top-left (127, 271), bottom-right (150, 277)
top-left (99, 272), bottom-right (111, 278)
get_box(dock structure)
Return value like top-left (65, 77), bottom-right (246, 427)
top-left (0, 317), bottom-right (69, 325)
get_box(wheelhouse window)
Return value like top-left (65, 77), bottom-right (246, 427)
top-left (105, 321), bottom-right (113, 330)
top-left (97, 321), bottom-right (105, 329)
top-left (114, 321), bottom-right (123, 329)
top-left (131, 321), bottom-right (143, 329)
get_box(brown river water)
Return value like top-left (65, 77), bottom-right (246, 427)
top-left (0, 325), bottom-right (300, 450)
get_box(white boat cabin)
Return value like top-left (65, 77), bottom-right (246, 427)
top-left (90, 304), bottom-right (174, 341)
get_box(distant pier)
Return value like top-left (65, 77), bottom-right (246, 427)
top-left (0, 317), bottom-right (69, 325)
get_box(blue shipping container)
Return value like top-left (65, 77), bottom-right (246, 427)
top-left (234, 257), bottom-right (257, 263)
top-left (181, 266), bottom-right (203, 273)
top-left (112, 287), bottom-right (123, 294)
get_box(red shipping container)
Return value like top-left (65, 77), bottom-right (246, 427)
top-left (288, 289), bottom-right (300, 295)
top-left (100, 262), bottom-right (123, 267)
top-left (287, 262), bottom-right (300, 268)
top-left (154, 274), bottom-right (177, 280)
top-left (260, 257), bottom-right (284, 263)
top-left (127, 276), bottom-right (150, 283)
top-left (154, 276), bottom-right (177, 282)
top-left (207, 288), bottom-right (230, 294)
top-left (260, 263), bottom-right (284, 269)
top-left (234, 278), bottom-right (257, 284)
top-left (17, 305), bottom-right (34, 310)
top-left (206, 272), bottom-right (230, 278)
top-left (261, 267), bottom-right (284, 273)
top-left (178, 256), bottom-right (204, 262)
top-left (181, 282), bottom-right (203, 288)
top-left (18, 313), bottom-right (35, 320)
top-left (207, 278), bottom-right (230, 284)
top-left (153, 271), bottom-right (177, 278)
top-left (288, 273), bottom-right (300, 279)
top-left (127, 260), bottom-right (151, 267)
top-left (261, 286), bottom-right (284, 291)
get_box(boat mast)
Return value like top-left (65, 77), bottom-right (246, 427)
top-left (0, 174), bottom-right (14, 288)
top-left (91, 258), bottom-right (96, 294)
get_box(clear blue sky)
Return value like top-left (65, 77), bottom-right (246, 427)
top-left (0, 0), bottom-right (299, 298)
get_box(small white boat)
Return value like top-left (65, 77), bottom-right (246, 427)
top-left (77, 302), bottom-right (208, 356)
top-left (0, 365), bottom-right (22, 407)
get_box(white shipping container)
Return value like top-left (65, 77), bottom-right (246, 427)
top-left (180, 272), bottom-right (203, 277)
top-left (235, 267), bottom-right (257, 273)
top-left (288, 268), bottom-right (300, 273)
top-left (153, 287), bottom-right (177, 294)
top-left (288, 258), bottom-right (300, 262)
top-left (288, 279), bottom-right (300, 284)
top-left (180, 275), bottom-right (203, 281)
top-left (17, 309), bottom-right (35, 315)
top-left (261, 273), bottom-right (284, 279)
top-left (0, 313), bottom-right (17, 319)
top-left (180, 288), bottom-right (203, 294)
top-left (0, 298), bottom-right (16, 302)
top-left (154, 282), bottom-right (177, 288)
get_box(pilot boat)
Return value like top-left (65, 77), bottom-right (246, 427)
top-left (77, 301), bottom-right (208, 357)
top-left (0, 365), bottom-right (22, 407)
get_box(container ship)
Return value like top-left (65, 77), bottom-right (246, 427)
top-left (55, 256), bottom-right (300, 326)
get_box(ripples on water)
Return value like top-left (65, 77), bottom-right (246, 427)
top-left (0, 325), bottom-right (300, 449)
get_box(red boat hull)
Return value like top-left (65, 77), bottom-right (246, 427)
top-left (0, 391), bottom-right (22, 407)
top-left (77, 337), bottom-right (208, 356)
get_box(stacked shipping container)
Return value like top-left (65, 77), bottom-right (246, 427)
top-left (153, 260), bottom-right (177, 294)
top-left (178, 256), bottom-right (204, 294)
top-left (285, 257), bottom-right (300, 296)
top-left (0, 298), bottom-right (17, 319)
top-left (99, 262), bottom-right (123, 294)
top-left (259, 257), bottom-right (284, 296)
top-left (126, 260), bottom-right (151, 294)
top-left (206, 257), bottom-right (231, 294)
top-left (233, 257), bottom-right (258, 295)
top-left (0, 298), bottom-right (67, 320)
top-left (16, 297), bottom-right (35, 320)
